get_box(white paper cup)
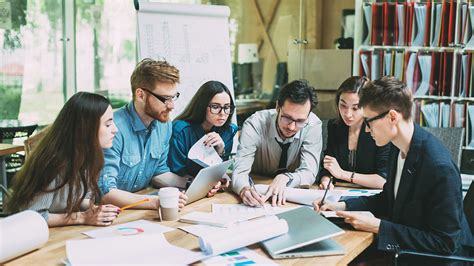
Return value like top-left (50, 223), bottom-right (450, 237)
top-left (158, 187), bottom-right (179, 221)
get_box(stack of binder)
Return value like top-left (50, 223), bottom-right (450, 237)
top-left (362, 0), bottom-right (458, 47)
top-left (359, 49), bottom-right (454, 96)
top-left (455, 52), bottom-right (474, 98)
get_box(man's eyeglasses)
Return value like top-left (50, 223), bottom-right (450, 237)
top-left (141, 87), bottom-right (180, 105)
top-left (278, 110), bottom-right (309, 129)
top-left (208, 104), bottom-right (235, 115)
top-left (364, 110), bottom-right (390, 129)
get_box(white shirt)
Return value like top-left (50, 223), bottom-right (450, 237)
top-left (394, 151), bottom-right (406, 199)
top-left (232, 109), bottom-right (323, 194)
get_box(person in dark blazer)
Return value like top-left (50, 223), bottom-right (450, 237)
top-left (314, 76), bottom-right (474, 265)
top-left (319, 76), bottom-right (390, 189)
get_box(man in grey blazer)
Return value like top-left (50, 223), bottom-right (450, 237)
top-left (232, 79), bottom-right (322, 207)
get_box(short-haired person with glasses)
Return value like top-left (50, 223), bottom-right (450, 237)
top-left (99, 58), bottom-right (187, 210)
top-left (318, 76), bottom-right (390, 190)
top-left (168, 80), bottom-right (238, 197)
top-left (314, 76), bottom-right (473, 264)
top-left (233, 79), bottom-right (322, 207)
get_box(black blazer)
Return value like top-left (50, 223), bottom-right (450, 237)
top-left (345, 124), bottom-right (474, 264)
top-left (319, 119), bottom-right (390, 183)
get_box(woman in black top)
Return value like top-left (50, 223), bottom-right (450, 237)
top-left (319, 76), bottom-right (390, 189)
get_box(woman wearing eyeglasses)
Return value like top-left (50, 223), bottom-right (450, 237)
top-left (168, 80), bottom-right (238, 196)
top-left (318, 76), bottom-right (390, 190)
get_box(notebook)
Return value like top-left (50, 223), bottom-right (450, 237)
top-left (260, 207), bottom-right (345, 259)
top-left (185, 160), bottom-right (232, 204)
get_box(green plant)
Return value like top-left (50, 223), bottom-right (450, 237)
top-left (0, 84), bottom-right (22, 119)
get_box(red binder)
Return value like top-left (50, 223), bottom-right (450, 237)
top-left (371, 3), bottom-right (384, 45)
top-left (424, 1), bottom-right (432, 46)
top-left (384, 2), bottom-right (396, 45)
top-left (406, 2), bottom-right (414, 46)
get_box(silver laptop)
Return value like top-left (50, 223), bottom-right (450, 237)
top-left (260, 207), bottom-right (345, 259)
top-left (185, 160), bottom-right (232, 204)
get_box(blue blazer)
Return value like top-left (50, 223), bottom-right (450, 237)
top-left (168, 120), bottom-right (238, 177)
top-left (344, 124), bottom-right (474, 262)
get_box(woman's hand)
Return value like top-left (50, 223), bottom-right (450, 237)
top-left (81, 204), bottom-right (120, 226)
top-left (207, 178), bottom-right (230, 197)
top-left (203, 132), bottom-right (225, 156)
top-left (318, 176), bottom-right (335, 190)
top-left (323, 155), bottom-right (346, 180)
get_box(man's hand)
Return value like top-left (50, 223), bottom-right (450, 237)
top-left (263, 174), bottom-right (289, 207)
top-left (207, 178), bottom-right (230, 197)
top-left (312, 200), bottom-right (346, 212)
top-left (336, 211), bottom-right (381, 233)
top-left (178, 192), bottom-right (187, 209)
top-left (240, 186), bottom-right (265, 207)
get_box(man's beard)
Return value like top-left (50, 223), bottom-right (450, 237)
top-left (144, 99), bottom-right (171, 122)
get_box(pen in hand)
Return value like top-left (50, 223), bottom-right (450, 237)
top-left (319, 176), bottom-right (333, 208)
top-left (248, 176), bottom-right (266, 208)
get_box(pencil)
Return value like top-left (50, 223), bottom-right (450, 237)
top-left (120, 198), bottom-right (150, 211)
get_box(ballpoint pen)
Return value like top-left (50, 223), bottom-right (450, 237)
top-left (320, 176), bottom-right (333, 207)
top-left (248, 176), bottom-right (266, 209)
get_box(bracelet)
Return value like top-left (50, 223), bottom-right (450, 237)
top-left (350, 171), bottom-right (355, 183)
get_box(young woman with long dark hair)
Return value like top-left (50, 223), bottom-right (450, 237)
top-left (8, 92), bottom-right (120, 227)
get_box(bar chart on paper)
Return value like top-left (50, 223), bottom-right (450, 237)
top-left (202, 248), bottom-right (277, 266)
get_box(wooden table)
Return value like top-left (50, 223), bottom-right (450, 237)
top-left (6, 189), bottom-right (374, 265)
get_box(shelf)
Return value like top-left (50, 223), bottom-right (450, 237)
top-left (413, 96), bottom-right (452, 100)
top-left (358, 45), bottom-right (458, 52)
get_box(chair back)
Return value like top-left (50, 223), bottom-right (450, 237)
top-left (24, 126), bottom-right (50, 157)
top-left (423, 127), bottom-right (464, 167)
top-left (0, 124), bottom-right (38, 143)
top-left (464, 182), bottom-right (474, 234)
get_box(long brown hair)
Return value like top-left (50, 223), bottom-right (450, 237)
top-left (8, 92), bottom-right (110, 217)
top-left (174, 80), bottom-right (235, 128)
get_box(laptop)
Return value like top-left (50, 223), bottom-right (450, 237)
top-left (185, 160), bottom-right (232, 204)
top-left (260, 207), bottom-right (345, 259)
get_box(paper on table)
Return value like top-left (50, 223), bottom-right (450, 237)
top-left (321, 211), bottom-right (375, 218)
top-left (179, 224), bottom-right (226, 238)
top-left (188, 135), bottom-right (222, 167)
top-left (0, 210), bottom-right (49, 263)
top-left (82, 219), bottom-right (174, 238)
top-left (180, 214), bottom-right (289, 238)
top-left (212, 203), bottom-right (297, 216)
top-left (254, 185), bottom-right (343, 206)
top-left (202, 247), bottom-right (277, 266)
top-left (340, 189), bottom-right (382, 197)
top-left (179, 211), bottom-right (263, 228)
top-left (67, 233), bottom-right (206, 265)
top-left (199, 216), bottom-right (288, 255)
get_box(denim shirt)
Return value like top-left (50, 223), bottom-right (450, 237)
top-left (99, 101), bottom-right (171, 194)
top-left (168, 120), bottom-right (238, 177)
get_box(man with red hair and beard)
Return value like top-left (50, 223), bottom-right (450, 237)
top-left (99, 58), bottom-right (187, 210)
